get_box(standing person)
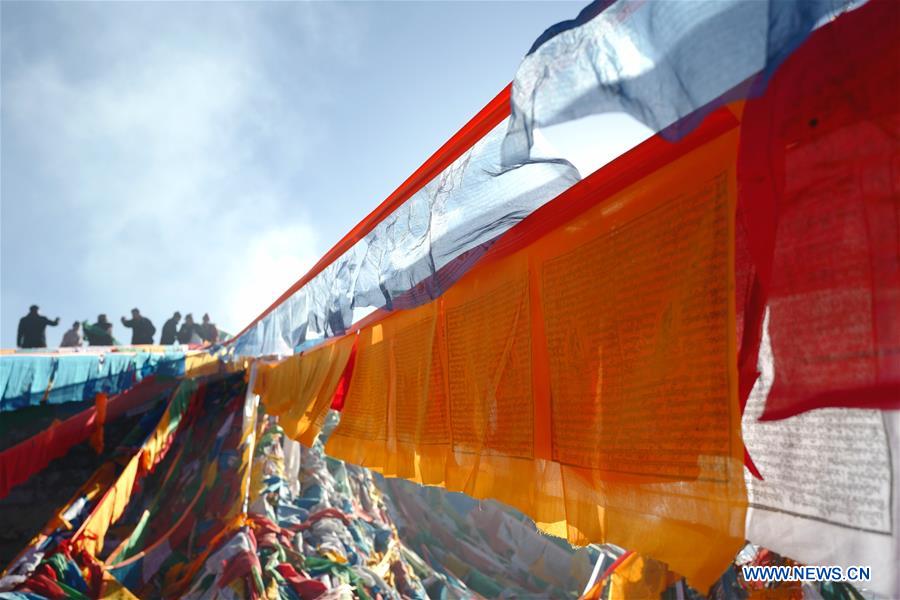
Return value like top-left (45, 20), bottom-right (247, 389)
top-left (160, 311), bottom-right (181, 345)
top-left (84, 314), bottom-right (114, 346)
top-left (177, 314), bottom-right (196, 344)
top-left (17, 305), bottom-right (60, 348)
top-left (121, 308), bottom-right (156, 345)
top-left (60, 322), bottom-right (83, 347)
top-left (199, 313), bottom-right (218, 344)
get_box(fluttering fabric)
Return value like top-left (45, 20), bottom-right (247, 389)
top-left (0, 351), bottom-right (186, 412)
top-left (257, 111), bottom-right (748, 591)
top-left (382, 477), bottom-right (598, 597)
top-left (229, 0), bottom-right (871, 363)
top-left (232, 107), bottom-right (579, 357)
top-left (1, 373), bottom-right (254, 598)
top-left (1, 371), bottom-right (493, 598)
top-left (733, 0), bottom-right (899, 422)
top-left (1, 1), bottom-right (895, 596)
top-left (254, 335), bottom-right (355, 447)
top-left (0, 376), bottom-right (175, 500)
top-left (743, 313), bottom-right (900, 598)
top-left (502, 0), bottom-right (866, 167)
top-left (580, 552), bottom-right (668, 600)
top-left (0, 357), bottom-right (54, 412)
top-left (75, 378), bottom-right (200, 557)
top-left (736, 1), bottom-right (900, 597)
top-left (103, 375), bottom-right (253, 596)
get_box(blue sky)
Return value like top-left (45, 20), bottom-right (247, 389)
top-left (1, 1), bottom-right (650, 347)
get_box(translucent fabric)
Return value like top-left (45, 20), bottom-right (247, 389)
top-left (324, 116), bottom-right (747, 591)
top-left (737, 3), bottom-right (900, 597)
top-left (253, 335), bottom-right (355, 447)
top-left (230, 1), bottom-right (868, 360)
top-left (734, 0), bottom-right (899, 421)
top-left (581, 552), bottom-right (669, 600)
top-left (503, 0), bottom-right (866, 167)
top-left (183, 351), bottom-right (223, 379)
top-left (233, 119), bottom-right (579, 357)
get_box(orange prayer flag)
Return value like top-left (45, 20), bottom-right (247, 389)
top-left (89, 393), bottom-right (108, 454)
top-left (326, 110), bottom-right (747, 590)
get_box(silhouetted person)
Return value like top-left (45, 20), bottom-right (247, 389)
top-left (160, 311), bottom-right (181, 345)
top-left (121, 308), bottom-right (156, 345)
top-left (177, 314), bottom-right (196, 344)
top-left (85, 314), bottom-right (114, 346)
top-left (17, 305), bottom-right (60, 348)
top-left (199, 313), bottom-right (218, 344)
top-left (60, 321), bottom-right (82, 347)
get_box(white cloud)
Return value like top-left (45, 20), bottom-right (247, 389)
top-left (2, 3), bottom-right (363, 337)
top-left (227, 224), bottom-right (320, 335)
